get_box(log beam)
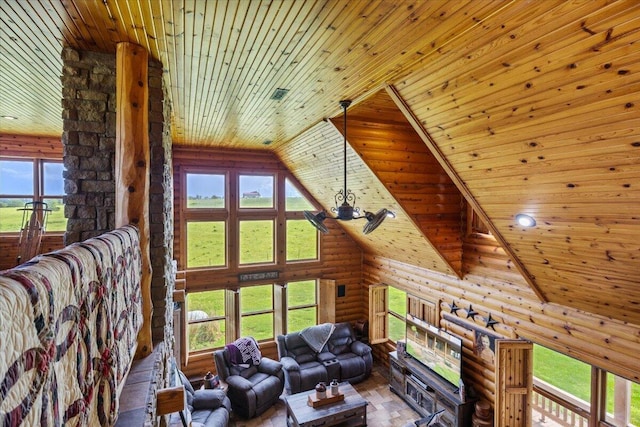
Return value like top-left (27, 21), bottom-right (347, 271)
top-left (115, 42), bottom-right (152, 357)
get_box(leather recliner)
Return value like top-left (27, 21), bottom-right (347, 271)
top-left (213, 347), bottom-right (284, 419)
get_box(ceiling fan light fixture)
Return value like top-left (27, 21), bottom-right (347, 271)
top-left (304, 99), bottom-right (392, 235)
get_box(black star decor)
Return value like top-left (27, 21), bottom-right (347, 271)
top-left (466, 305), bottom-right (478, 320)
top-left (484, 313), bottom-right (499, 330)
top-left (449, 301), bottom-right (461, 316)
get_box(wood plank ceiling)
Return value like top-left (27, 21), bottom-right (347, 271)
top-left (0, 1), bottom-right (639, 326)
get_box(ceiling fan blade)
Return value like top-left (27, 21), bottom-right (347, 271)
top-left (304, 210), bottom-right (329, 234)
top-left (362, 208), bottom-right (389, 235)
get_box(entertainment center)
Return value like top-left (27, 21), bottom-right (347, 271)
top-left (389, 295), bottom-right (476, 426)
top-left (389, 351), bottom-right (475, 427)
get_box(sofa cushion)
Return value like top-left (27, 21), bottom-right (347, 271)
top-left (234, 365), bottom-right (258, 379)
top-left (295, 352), bottom-right (316, 364)
top-left (336, 353), bottom-right (365, 380)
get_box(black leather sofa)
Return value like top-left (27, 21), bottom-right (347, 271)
top-left (276, 322), bottom-right (373, 394)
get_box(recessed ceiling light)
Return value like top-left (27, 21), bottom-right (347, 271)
top-left (515, 213), bottom-right (536, 227)
top-left (1, 115), bottom-right (17, 120)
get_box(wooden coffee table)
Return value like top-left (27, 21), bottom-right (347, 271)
top-left (284, 382), bottom-right (367, 427)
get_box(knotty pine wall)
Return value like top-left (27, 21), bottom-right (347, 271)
top-left (0, 135), bottom-right (65, 270)
top-left (363, 233), bottom-right (640, 406)
top-left (172, 147), bottom-right (364, 376)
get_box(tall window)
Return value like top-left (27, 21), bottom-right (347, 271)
top-left (187, 289), bottom-right (226, 352)
top-left (184, 172), bottom-right (227, 268)
top-left (388, 286), bottom-right (407, 343)
top-left (287, 280), bottom-right (318, 332)
top-left (0, 158), bottom-right (66, 232)
top-left (240, 285), bottom-right (274, 341)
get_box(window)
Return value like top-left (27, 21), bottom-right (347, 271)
top-left (186, 173), bottom-right (225, 209)
top-left (388, 286), bottom-right (407, 343)
top-left (285, 178), bottom-right (314, 211)
top-left (187, 290), bottom-right (226, 352)
top-left (240, 285), bottom-right (274, 341)
top-left (187, 221), bottom-right (226, 268)
top-left (467, 204), bottom-right (491, 236)
top-left (287, 280), bottom-right (318, 332)
top-left (184, 172), bottom-right (227, 269)
top-left (286, 219), bottom-right (317, 261)
top-left (239, 220), bottom-right (274, 265)
top-left (0, 158), bottom-right (66, 233)
top-left (605, 373), bottom-right (640, 426)
top-left (239, 174), bottom-right (273, 209)
top-left (285, 179), bottom-right (318, 261)
top-left (532, 344), bottom-right (640, 426)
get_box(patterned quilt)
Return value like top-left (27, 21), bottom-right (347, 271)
top-left (0, 225), bottom-right (142, 426)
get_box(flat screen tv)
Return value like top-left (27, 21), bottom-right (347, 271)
top-left (404, 315), bottom-right (462, 389)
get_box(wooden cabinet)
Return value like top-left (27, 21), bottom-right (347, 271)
top-left (389, 351), bottom-right (475, 427)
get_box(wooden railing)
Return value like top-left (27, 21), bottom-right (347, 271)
top-left (533, 379), bottom-right (590, 427)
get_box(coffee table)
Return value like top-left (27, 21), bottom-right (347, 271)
top-left (284, 382), bottom-right (367, 427)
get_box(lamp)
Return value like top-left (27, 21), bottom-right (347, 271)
top-left (304, 100), bottom-right (393, 235)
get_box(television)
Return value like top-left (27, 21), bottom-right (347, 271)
top-left (404, 316), bottom-right (463, 389)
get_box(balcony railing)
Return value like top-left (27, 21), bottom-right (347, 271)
top-left (533, 378), bottom-right (589, 427)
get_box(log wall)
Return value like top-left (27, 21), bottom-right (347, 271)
top-left (363, 233), bottom-right (640, 406)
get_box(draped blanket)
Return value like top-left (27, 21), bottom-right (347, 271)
top-left (0, 225), bottom-right (142, 426)
top-left (226, 337), bottom-right (262, 366)
top-left (300, 323), bottom-right (335, 353)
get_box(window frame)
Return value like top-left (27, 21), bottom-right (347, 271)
top-left (0, 156), bottom-right (66, 235)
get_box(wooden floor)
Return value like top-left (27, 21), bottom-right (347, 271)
top-left (230, 363), bottom-right (421, 427)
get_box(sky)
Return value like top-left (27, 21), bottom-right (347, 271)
top-left (186, 173), bottom-right (301, 198)
top-left (0, 160), bottom-right (64, 195)
top-left (1, 160), bottom-right (301, 199)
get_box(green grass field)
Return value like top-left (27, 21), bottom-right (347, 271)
top-left (534, 345), bottom-right (639, 424)
top-left (187, 280), bottom-right (317, 351)
top-left (0, 200), bottom-right (66, 232)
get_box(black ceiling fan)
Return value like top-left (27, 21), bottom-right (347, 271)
top-left (304, 100), bottom-right (394, 235)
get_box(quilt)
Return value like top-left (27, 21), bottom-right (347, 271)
top-left (0, 225), bottom-right (142, 426)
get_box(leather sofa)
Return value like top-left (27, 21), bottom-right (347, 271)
top-left (276, 322), bottom-right (373, 394)
top-left (213, 347), bottom-right (284, 419)
top-left (177, 370), bottom-right (231, 427)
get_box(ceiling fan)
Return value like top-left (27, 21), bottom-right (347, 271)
top-left (304, 100), bottom-right (394, 235)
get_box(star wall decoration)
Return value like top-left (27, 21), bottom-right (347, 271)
top-left (466, 305), bottom-right (478, 320)
top-left (449, 301), bottom-right (461, 316)
top-left (484, 313), bottom-right (499, 330)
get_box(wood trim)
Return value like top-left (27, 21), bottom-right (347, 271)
top-left (115, 41), bottom-right (152, 357)
top-left (0, 134), bottom-right (62, 158)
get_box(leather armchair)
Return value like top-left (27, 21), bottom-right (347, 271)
top-left (177, 370), bottom-right (230, 427)
top-left (213, 347), bottom-right (284, 419)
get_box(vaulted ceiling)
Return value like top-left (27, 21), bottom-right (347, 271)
top-left (1, 1), bottom-right (639, 326)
